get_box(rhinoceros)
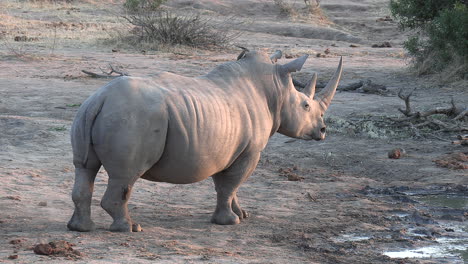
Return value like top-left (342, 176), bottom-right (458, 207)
top-left (68, 50), bottom-right (342, 232)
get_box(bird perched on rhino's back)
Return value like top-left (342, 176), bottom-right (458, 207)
top-left (68, 49), bottom-right (343, 232)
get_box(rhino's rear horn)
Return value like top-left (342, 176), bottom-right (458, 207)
top-left (270, 50), bottom-right (282, 63)
top-left (280, 54), bottom-right (309, 73)
top-left (303, 72), bottom-right (317, 98)
top-left (315, 57), bottom-right (343, 111)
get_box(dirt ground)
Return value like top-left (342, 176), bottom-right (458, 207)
top-left (0, 0), bottom-right (466, 263)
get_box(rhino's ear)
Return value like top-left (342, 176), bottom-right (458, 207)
top-left (270, 50), bottom-right (282, 63)
top-left (280, 54), bottom-right (309, 73)
top-left (236, 46), bottom-right (250, 60)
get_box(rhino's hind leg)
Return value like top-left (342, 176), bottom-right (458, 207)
top-left (68, 166), bottom-right (99, 232)
top-left (211, 152), bottom-right (260, 225)
top-left (100, 178), bottom-right (141, 232)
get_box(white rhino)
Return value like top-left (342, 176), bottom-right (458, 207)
top-left (68, 50), bottom-right (343, 232)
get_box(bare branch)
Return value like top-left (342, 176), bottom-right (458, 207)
top-left (454, 108), bottom-right (468, 121)
top-left (397, 88), bottom-right (415, 116)
top-left (82, 64), bottom-right (129, 78)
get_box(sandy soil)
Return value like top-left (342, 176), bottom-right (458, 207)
top-left (0, 0), bottom-right (466, 263)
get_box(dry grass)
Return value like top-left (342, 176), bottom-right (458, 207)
top-left (273, 0), bottom-right (329, 24)
top-left (0, 0), bottom-right (125, 58)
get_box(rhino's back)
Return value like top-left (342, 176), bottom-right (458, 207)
top-left (140, 73), bottom-right (273, 183)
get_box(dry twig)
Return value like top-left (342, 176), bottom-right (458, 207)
top-left (82, 64), bottom-right (129, 78)
top-left (393, 89), bottom-right (468, 136)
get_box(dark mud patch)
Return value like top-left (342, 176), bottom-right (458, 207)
top-left (433, 152), bottom-right (468, 170)
top-left (360, 184), bottom-right (467, 263)
top-left (33, 240), bottom-right (82, 260)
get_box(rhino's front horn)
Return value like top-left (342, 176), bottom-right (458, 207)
top-left (281, 54), bottom-right (309, 73)
top-left (270, 50), bottom-right (282, 63)
top-left (303, 72), bottom-right (317, 98)
top-left (315, 57), bottom-right (343, 111)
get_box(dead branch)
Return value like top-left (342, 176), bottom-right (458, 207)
top-left (397, 88), bottom-right (415, 116)
top-left (452, 139), bottom-right (468, 145)
top-left (338, 80), bottom-right (364, 91)
top-left (293, 78), bottom-right (363, 91)
top-left (454, 108), bottom-right (468, 121)
top-left (409, 123), bottom-right (422, 138)
top-left (393, 89), bottom-right (468, 136)
top-left (82, 64), bottom-right (129, 78)
top-left (398, 90), bottom-right (467, 120)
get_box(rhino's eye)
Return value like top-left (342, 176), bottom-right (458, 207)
top-left (304, 103), bottom-right (310, 111)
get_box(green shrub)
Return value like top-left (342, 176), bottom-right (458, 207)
top-left (390, 0), bottom-right (468, 78)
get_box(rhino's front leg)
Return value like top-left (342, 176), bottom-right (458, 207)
top-left (211, 151), bottom-right (260, 225)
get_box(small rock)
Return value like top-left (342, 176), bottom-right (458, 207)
top-left (132, 223), bottom-right (142, 232)
top-left (371, 42), bottom-right (392, 48)
top-left (331, 43), bottom-right (338, 47)
top-left (9, 239), bottom-right (22, 245)
top-left (349, 44), bottom-right (359, 48)
top-left (8, 255), bottom-right (18, 260)
top-left (6, 196), bottom-right (21, 201)
top-left (38, 201), bottom-right (47, 207)
top-left (376, 16), bottom-right (393, 22)
top-left (324, 48), bottom-right (330, 54)
top-left (445, 228), bottom-right (455, 232)
top-left (34, 244), bottom-right (54, 255)
top-left (14, 35), bottom-right (38, 42)
top-left (388, 148), bottom-right (406, 159)
top-left (360, 79), bottom-right (388, 95)
top-left (287, 173), bottom-right (304, 181)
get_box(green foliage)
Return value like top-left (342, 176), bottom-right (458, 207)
top-left (390, 0), bottom-right (468, 77)
top-left (427, 4), bottom-right (468, 64)
top-left (123, 0), bottom-right (166, 13)
top-left (390, 0), bottom-right (458, 30)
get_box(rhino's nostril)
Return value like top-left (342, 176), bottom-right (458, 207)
top-left (320, 127), bottom-right (326, 133)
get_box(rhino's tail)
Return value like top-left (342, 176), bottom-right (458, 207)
top-left (71, 92), bottom-right (105, 168)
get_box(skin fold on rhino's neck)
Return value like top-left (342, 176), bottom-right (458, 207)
top-left (203, 59), bottom-right (286, 138)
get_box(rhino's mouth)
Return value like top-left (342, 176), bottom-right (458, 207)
top-left (301, 134), bottom-right (315, 141)
top-left (302, 133), bottom-right (325, 141)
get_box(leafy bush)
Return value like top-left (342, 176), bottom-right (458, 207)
top-left (390, 0), bottom-right (468, 78)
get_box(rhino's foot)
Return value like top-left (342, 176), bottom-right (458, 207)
top-left (67, 216), bottom-right (95, 232)
top-left (211, 210), bottom-right (240, 225)
top-left (232, 204), bottom-right (249, 219)
top-left (237, 209), bottom-right (250, 219)
top-left (109, 219), bottom-right (132, 232)
top-left (109, 220), bottom-right (142, 232)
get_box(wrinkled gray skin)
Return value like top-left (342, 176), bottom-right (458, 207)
top-left (68, 50), bottom-right (343, 232)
